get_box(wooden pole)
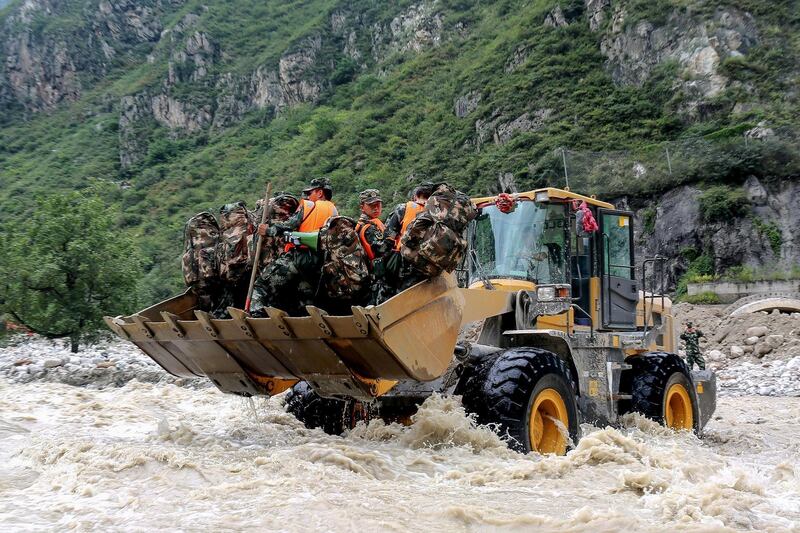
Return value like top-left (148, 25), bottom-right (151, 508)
top-left (245, 182), bottom-right (272, 313)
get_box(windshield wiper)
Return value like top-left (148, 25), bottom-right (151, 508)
top-left (470, 248), bottom-right (495, 290)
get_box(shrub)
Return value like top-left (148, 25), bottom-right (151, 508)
top-left (641, 206), bottom-right (656, 234)
top-left (684, 292), bottom-right (721, 305)
top-left (698, 186), bottom-right (750, 223)
top-left (752, 218), bottom-right (782, 254)
top-left (675, 254), bottom-right (715, 298)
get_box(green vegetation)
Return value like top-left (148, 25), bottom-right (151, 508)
top-left (698, 186), bottom-right (750, 223)
top-left (640, 206), bottom-right (656, 235)
top-left (683, 292), bottom-right (721, 305)
top-left (0, 0), bottom-right (799, 304)
top-left (721, 265), bottom-right (800, 283)
top-left (0, 191), bottom-right (141, 351)
top-left (675, 251), bottom-right (714, 299)
top-left (752, 217), bottom-right (782, 254)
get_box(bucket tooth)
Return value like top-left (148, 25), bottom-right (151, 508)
top-left (160, 311), bottom-right (185, 338)
top-left (194, 310), bottom-right (218, 338)
top-left (350, 306), bottom-right (371, 336)
top-left (305, 306), bottom-right (333, 337)
top-left (266, 307), bottom-right (294, 338)
top-left (130, 315), bottom-right (154, 339)
top-left (227, 307), bottom-right (255, 338)
top-left (103, 316), bottom-right (130, 340)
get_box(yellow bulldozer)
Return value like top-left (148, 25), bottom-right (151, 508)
top-left (105, 187), bottom-right (716, 454)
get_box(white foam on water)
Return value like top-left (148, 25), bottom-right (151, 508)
top-left (1, 380), bottom-right (798, 532)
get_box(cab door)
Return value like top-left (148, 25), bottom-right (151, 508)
top-left (598, 209), bottom-right (637, 330)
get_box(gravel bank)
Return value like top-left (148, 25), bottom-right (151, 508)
top-left (0, 335), bottom-right (204, 389)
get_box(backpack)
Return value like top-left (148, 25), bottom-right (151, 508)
top-left (217, 202), bottom-right (255, 283)
top-left (400, 183), bottom-right (478, 277)
top-left (425, 183), bottom-right (478, 232)
top-left (318, 216), bottom-right (371, 300)
top-left (182, 212), bottom-right (221, 286)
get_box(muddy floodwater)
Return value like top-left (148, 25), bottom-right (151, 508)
top-left (1, 381), bottom-right (798, 532)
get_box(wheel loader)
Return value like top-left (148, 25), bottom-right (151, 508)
top-left (105, 187), bottom-right (716, 454)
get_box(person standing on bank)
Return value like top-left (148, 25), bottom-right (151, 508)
top-left (680, 321), bottom-right (706, 370)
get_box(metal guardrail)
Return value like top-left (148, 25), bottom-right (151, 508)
top-left (641, 256), bottom-right (667, 338)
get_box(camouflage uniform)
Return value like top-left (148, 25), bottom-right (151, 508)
top-left (253, 193), bottom-right (300, 267)
top-left (317, 216), bottom-right (371, 314)
top-left (356, 189), bottom-right (392, 305)
top-left (383, 182), bottom-right (435, 243)
top-left (212, 202), bottom-right (256, 317)
top-left (181, 212), bottom-right (222, 312)
top-left (357, 213), bottom-right (387, 253)
top-left (251, 247), bottom-right (319, 317)
top-left (680, 324), bottom-right (706, 370)
top-left (398, 182), bottom-right (477, 290)
top-left (250, 179), bottom-right (336, 316)
top-left (380, 183), bottom-right (436, 300)
top-left (250, 199), bottom-right (315, 317)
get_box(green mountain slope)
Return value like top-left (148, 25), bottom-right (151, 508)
top-left (1, 0), bottom-right (798, 301)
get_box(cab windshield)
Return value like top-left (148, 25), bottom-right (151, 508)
top-left (468, 200), bottom-right (568, 285)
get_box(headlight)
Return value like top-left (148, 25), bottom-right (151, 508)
top-left (537, 286), bottom-right (556, 301)
top-left (535, 191), bottom-right (549, 203)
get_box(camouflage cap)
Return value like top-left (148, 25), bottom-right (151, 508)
top-left (303, 177), bottom-right (333, 193)
top-left (219, 201), bottom-right (247, 213)
top-left (686, 321), bottom-right (693, 327)
top-left (273, 191), bottom-right (298, 204)
top-left (359, 189), bottom-right (382, 204)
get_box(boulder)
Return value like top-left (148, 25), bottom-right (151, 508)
top-left (43, 359), bottom-right (64, 368)
top-left (744, 336), bottom-right (760, 346)
top-left (729, 346), bottom-right (744, 358)
top-left (755, 343), bottom-right (773, 357)
top-left (707, 349), bottom-right (724, 362)
top-left (765, 335), bottom-right (785, 348)
top-left (746, 326), bottom-right (769, 338)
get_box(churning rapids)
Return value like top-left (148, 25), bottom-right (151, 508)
top-left (1, 380), bottom-right (798, 532)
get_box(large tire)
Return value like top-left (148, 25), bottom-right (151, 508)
top-left (456, 348), bottom-right (580, 454)
top-left (284, 382), bottom-right (348, 435)
top-left (623, 351), bottom-right (699, 432)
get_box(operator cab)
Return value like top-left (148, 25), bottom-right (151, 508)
top-left (466, 188), bottom-right (638, 332)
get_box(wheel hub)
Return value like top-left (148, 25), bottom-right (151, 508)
top-left (664, 383), bottom-right (693, 430)
top-left (529, 388), bottom-right (569, 454)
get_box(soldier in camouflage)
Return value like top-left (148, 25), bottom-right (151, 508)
top-left (250, 178), bottom-right (337, 316)
top-left (384, 182), bottom-right (435, 244)
top-left (397, 182), bottom-right (477, 291)
top-left (355, 189), bottom-right (392, 304)
top-left (680, 322), bottom-right (706, 370)
top-left (252, 192), bottom-right (300, 268)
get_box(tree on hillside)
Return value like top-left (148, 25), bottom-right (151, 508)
top-left (0, 191), bottom-right (140, 352)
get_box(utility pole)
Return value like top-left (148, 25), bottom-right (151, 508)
top-left (561, 147), bottom-right (570, 190)
top-left (665, 146), bottom-right (673, 176)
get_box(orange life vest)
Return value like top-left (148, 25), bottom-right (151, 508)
top-left (394, 200), bottom-right (425, 250)
top-left (356, 218), bottom-right (386, 261)
top-left (298, 199), bottom-right (337, 232)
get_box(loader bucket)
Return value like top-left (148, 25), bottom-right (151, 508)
top-left (105, 274), bottom-right (512, 399)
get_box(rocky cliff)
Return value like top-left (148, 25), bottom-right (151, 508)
top-left (620, 176), bottom-right (800, 289)
top-left (1, 0), bottom-right (797, 299)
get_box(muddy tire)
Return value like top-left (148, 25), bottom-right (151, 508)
top-left (284, 382), bottom-right (347, 435)
top-left (456, 348), bottom-right (580, 454)
top-left (624, 351), bottom-right (699, 432)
